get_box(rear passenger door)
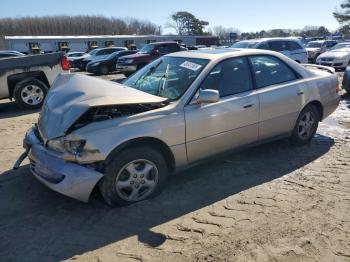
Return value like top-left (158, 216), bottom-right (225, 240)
top-left (249, 55), bottom-right (304, 140)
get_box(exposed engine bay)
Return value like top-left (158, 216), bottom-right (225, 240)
top-left (69, 102), bottom-right (168, 132)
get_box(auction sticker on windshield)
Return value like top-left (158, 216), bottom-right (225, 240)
top-left (180, 61), bottom-right (202, 71)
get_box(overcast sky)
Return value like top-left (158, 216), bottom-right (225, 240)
top-left (0, 0), bottom-right (344, 33)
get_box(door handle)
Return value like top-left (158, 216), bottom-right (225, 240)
top-left (243, 104), bottom-right (254, 109)
top-left (297, 90), bottom-right (304, 95)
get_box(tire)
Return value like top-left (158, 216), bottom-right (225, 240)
top-left (99, 146), bottom-right (169, 206)
top-left (291, 104), bottom-right (320, 145)
top-left (100, 65), bottom-right (109, 75)
top-left (124, 72), bottom-right (133, 77)
top-left (13, 78), bottom-right (48, 109)
top-left (137, 63), bottom-right (147, 70)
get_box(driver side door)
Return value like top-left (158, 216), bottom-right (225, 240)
top-left (184, 57), bottom-right (259, 163)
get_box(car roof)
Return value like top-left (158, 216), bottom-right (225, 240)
top-left (149, 41), bottom-right (178, 45)
top-left (167, 48), bottom-right (281, 60)
top-left (239, 37), bottom-right (301, 43)
top-left (308, 40), bottom-right (326, 43)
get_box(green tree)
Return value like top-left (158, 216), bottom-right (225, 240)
top-left (334, 0), bottom-right (350, 24)
top-left (167, 11), bottom-right (209, 35)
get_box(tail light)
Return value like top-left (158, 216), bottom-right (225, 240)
top-left (61, 56), bottom-right (70, 71)
top-left (336, 83), bottom-right (341, 93)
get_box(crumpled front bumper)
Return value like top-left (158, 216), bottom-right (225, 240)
top-left (24, 128), bottom-right (104, 202)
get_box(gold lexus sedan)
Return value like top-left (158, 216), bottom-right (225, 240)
top-left (16, 49), bottom-right (340, 206)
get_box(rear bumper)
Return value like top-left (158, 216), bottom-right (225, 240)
top-left (24, 128), bottom-right (103, 202)
top-left (323, 96), bottom-right (341, 120)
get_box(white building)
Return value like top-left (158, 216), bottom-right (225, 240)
top-left (4, 35), bottom-right (219, 54)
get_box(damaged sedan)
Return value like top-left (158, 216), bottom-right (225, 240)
top-left (16, 49), bottom-right (340, 206)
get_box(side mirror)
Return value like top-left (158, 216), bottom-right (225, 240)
top-left (194, 89), bottom-right (220, 104)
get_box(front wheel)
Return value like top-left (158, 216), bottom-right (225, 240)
top-left (99, 146), bottom-right (169, 206)
top-left (291, 104), bottom-right (319, 145)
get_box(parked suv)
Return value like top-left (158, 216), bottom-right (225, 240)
top-left (116, 41), bottom-right (181, 76)
top-left (305, 40), bottom-right (338, 63)
top-left (231, 38), bottom-right (308, 63)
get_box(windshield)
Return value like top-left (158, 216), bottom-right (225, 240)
top-left (107, 51), bottom-right (121, 60)
top-left (331, 43), bottom-right (350, 51)
top-left (139, 44), bottom-right (155, 54)
top-left (123, 56), bottom-right (209, 100)
top-left (306, 42), bottom-right (322, 48)
top-left (332, 47), bottom-right (350, 52)
top-left (231, 41), bottom-right (259, 49)
top-left (89, 49), bottom-right (99, 55)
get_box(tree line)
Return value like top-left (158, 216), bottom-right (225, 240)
top-left (0, 4), bottom-right (348, 50)
top-left (0, 15), bottom-right (161, 48)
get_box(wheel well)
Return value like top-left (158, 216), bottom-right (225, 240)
top-left (306, 101), bottom-right (323, 120)
top-left (137, 63), bottom-right (148, 69)
top-left (105, 137), bottom-right (176, 174)
top-left (7, 71), bottom-right (50, 98)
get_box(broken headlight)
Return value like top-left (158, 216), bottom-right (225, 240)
top-left (47, 138), bottom-right (86, 154)
top-left (64, 140), bottom-right (86, 154)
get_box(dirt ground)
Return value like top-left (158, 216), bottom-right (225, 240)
top-left (0, 72), bottom-right (350, 262)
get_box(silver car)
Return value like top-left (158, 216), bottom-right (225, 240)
top-left (17, 49), bottom-right (340, 206)
top-left (231, 38), bottom-right (308, 64)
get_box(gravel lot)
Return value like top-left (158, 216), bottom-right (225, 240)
top-left (0, 72), bottom-right (349, 262)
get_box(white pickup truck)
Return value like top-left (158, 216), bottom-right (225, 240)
top-left (0, 53), bottom-right (70, 109)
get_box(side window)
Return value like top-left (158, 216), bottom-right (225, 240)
top-left (268, 41), bottom-right (288, 52)
top-left (257, 42), bottom-right (269, 50)
top-left (105, 49), bottom-right (116, 54)
top-left (168, 44), bottom-right (180, 52)
top-left (249, 56), bottom-right (297, 89)
top-left (157, 45), bottom-right (171, 54)
top-left (96, 50), bottom-right (106, 56)
top-left (200, 57), bottom-right (253, 97)
top-left (287, 41), bottom-right (302, 51)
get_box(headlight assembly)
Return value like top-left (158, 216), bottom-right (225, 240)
top-left (47, 137), bottom-right (65, 153)
top-left (64, 140), bottom-right (86, 154)
top-left (47, 138), bottom-right (86, 154)
top-left (124, 59), bottom-right (134, 64)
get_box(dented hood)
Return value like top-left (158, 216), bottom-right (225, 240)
top-left (38, 74), bottom-right (167, 140)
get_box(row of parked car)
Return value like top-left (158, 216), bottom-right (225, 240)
top-left (66, 38), bottom-right (350, 79)
top-left (67, 41), bottom-right (187, 76)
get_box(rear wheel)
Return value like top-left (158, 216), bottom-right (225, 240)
top-left (99, 146), bottom-right (169, 206)
top-left (13, 78), bottom-right (48, 109)
top-left (291, 104), bottom-right (319, 145)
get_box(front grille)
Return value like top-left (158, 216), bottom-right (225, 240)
top-left (321, 57), bottom-right (334, 62)
top-left (33, 125), bottom-right (43, 143)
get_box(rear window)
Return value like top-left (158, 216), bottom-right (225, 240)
top-left (287, 41), bottom-right (303, 51)
top-left (231, 41), bottom-right (259, 49)
top-left (268, 41), bottom-right (288, 52)
top-left (249, 55), bottom-right (297, 88)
